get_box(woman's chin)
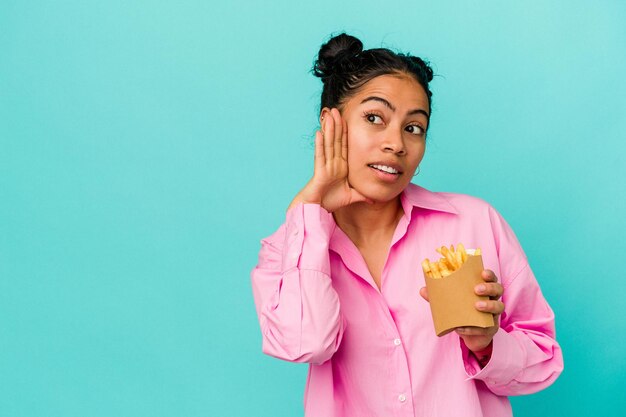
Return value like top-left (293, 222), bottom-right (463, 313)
top-left (357, 188), bottom-right (404, 207)
top-left (346, 173), bottom-right (410, 206)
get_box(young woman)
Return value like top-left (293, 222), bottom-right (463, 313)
top-left (251, 33), bottom-right (563, 417)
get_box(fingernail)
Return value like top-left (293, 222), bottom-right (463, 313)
top-left (477, 284), bottom-right (486, 293)
top-left (477, 301), bottom-right (487, 308)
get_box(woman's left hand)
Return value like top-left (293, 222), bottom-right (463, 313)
top-left (419, 269), bottom-right (505, 352)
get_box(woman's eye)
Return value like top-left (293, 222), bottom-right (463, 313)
top-left (366, 114), bottom-right (383, 124)
top-left (406, 125), bottom-right (425, 136)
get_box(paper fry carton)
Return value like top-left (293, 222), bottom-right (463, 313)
top-left (424, 254), bottom-right (495, 336)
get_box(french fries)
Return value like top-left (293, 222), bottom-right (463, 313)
top-left (422, 243), bottom-right (481, 279)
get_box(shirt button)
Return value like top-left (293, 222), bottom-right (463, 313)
top-left (393, 338), bottom-right (401, 346)
top-left (398, 394), bottom-right (406, 402)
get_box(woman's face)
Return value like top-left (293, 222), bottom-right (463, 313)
top-left (328, 73), bottom-right (430, 204)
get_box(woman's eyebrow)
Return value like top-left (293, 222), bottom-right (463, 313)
top-left (361, 96), bottom-right (397, 111)
top-left (360, 96), bottom-right (429, 119)
top-left (408, 108), bottom-right (430, 120)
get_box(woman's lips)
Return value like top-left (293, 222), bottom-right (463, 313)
top-left (368, 164), bottom-right (402, 182)
top-left (368, 163), bottom-right (401, 174)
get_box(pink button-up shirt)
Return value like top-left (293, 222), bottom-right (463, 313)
top-left (251, 184), bottom-right (563, 417)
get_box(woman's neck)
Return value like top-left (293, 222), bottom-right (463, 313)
top-left (333, 197), bottom-right (404, 247)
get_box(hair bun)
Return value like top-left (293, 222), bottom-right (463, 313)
top-left (313, 33), bottom-right (363, 80)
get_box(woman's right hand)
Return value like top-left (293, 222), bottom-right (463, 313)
top-left (288, 108), bottom-right (371, 212)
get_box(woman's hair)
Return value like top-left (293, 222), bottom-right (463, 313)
top-left (313, 33), bottom-right (434, 114)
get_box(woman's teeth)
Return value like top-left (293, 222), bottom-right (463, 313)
top-left (369, 164), bottom-right (399, 174)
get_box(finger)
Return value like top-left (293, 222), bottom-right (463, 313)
top-left (474, 282), bottom-right (503, 298)
top-left (341, 116), bottom-right (348, 161)
top-left (475, 299), bottom-right (505, 315)
top-left (455, 326), bottom-right (493, 337)
top-left (314, 130), bottom-right (325, 171)
top-left (481, 269), bottom-right (498, 283)
top-left (419, 286), bottom-right (429, 302)
top-left (324, 111), bottom-right (335, 161)
top-left (332, 109), bottom-right (343, 160)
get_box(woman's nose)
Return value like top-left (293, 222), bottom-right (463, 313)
top-left (382, 130), bottom-right (406, 155)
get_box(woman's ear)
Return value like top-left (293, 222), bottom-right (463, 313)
top-left (319, 107), bottom-right (331, 125)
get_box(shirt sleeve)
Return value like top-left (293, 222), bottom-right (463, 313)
top-left (461, 207), bottom-right (564, 396)
top-left (250, 203), bottom-right (345, 365)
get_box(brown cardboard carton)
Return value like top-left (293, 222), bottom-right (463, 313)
top-left (424, 255), bottom-right (494, 336)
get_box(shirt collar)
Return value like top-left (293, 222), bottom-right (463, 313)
top-left (400, 183), bottom-right (459, 216)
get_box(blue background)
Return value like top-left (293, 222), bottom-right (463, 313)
top-left (1, 1), bottom-right (625, 416)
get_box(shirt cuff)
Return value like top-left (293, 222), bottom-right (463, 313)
top-left (282, 203), bottom-right (335, 274)
top-left (462, 329), bottom-right (525, 385)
